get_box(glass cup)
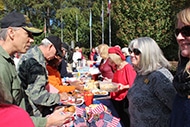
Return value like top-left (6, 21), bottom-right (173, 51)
top-left (84, 91), bottom-right (94, 106)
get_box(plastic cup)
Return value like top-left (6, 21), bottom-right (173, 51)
top-left (84, 91), bottom-right (94, 106)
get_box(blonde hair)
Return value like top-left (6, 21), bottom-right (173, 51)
top-left (98, 44), bottom-right (109, 59)
top-left (176, 7), bottom-right (190, 26)
top-left (109, 53), bottom-right (123, 65)
top-left (177, 7), bottom-right (190, 74)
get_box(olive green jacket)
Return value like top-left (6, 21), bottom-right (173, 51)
top-left (0, 46), bottom-right (46, 127)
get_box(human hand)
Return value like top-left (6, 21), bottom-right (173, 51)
top-left (117, 83), bottom-right (130, 91)
top-left (59, 92), bottom-right (69, 101)
top-left (74, 84), bottom-right (84, 91)
top-left (103, 77), bottom-right (112, 82)
top-left (46, 107), bottom-right (73, 127)
top-left (70, 80), bottom-right (84, 91)
top-left (69, 80), bottom-right (84, 86)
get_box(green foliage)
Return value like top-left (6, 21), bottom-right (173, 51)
top-left (0, 0), bottom-right (189, 60)
top-left (112, 0), bottom-right (173, 47)
top-left (0, 0), bottom-right (4, 10)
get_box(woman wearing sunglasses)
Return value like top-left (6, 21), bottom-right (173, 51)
top-left (108, 46), bottom-right (136, 127)
top-left (127, 37), bottom-right (176, 127)
top-left (170, 7), bottom-right (190, 127)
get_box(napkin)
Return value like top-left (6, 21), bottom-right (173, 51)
top-left (88, 104), bottom-right (105, 122)
top-left (95, 112), bottom-right (120, 127)
top-left (73, 104), bottom-right (121, 127)
top-left (74, 117), bottom-right (87, 127)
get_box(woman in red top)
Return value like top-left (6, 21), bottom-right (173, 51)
top-left (89, 48), bottom-right (96, 61)
top-left (98, 44), bottom-right (115, 79)
top-left (0, 104), bottom-right (35, 127)
top-left (108, 46), bottom-right (136, 127)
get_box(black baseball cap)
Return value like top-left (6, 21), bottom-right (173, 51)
top-left (0, 11), bottom-right (43, 36)
top-left (46, 36), bottom-right (63, 57)
top-left (62, 42), bottom-right (69, 51)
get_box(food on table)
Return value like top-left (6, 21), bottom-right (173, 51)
top-left (99, 81), bottom-right (118, 92)
top-left (84, 80), bottom-right (98, 90)
top-left (61, 96), bottom-right (84, 106)
top-left (75, 99), bottom-right (83, 104)
top-left (68, 90), bottom-right (83, 99)
top-left (64, 105), bottom-right (76, 113)
top-left (92, 89), bottom-right (108, 96)
top-left (71, 98), bottom-right (84, 106)
top-left (94, 91), bottom-right (107, 95)
top-left (94, 81), bottom-right (100, 88)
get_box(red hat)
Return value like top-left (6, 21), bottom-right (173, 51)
top-left (108, 47), bottom-right (126, 60)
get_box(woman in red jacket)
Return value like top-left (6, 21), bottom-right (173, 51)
top-left (98, 44), bottom-right (115, 80)
top-left (108, 46), bottom-right (136, 127)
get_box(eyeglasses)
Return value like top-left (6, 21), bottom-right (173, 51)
top-left (27, 32), bottom-right (34, 39)
top-left (128, 48), bottom-right (141, 55)
top-left (175, 25), bottom-right (190, 37)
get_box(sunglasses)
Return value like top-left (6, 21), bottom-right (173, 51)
top-left (175, 25), bottom-right (190, 37)
top-left (128, 48), bottom-right (141, 55)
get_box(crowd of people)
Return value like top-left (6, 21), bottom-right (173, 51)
top-left (0, 6), bottom-right (190, 127)
top-left (0, 11), bottom-right (73, 127)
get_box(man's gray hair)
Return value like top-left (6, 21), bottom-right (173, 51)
top-left (0, 27), bottom-right (20, 41)
top-left (40, 38), bottom-right (52, 46)
top-left (0, 28), bottom-right (8, 40)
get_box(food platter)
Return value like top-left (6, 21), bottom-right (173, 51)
top-left (61, 97), bottom-right (84, 106)
top-left (92, 89), bottom-right (109, 97)
top-left (99, 81), bottom-right (118, 92)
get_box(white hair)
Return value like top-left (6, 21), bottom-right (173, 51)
top-left (40, 38), bottom-right (52, 46)
top-left (129, 37), bottom-right (170, 75)
top-left (122, 47), bottom-right (129, 56)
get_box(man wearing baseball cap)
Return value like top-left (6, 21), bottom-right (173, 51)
top-left (0, 11), bottom-right (43, 36)
top-left (0, 12), bottom-right (72, 127)
top-left (17, 35), bottom-right (74, 126)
